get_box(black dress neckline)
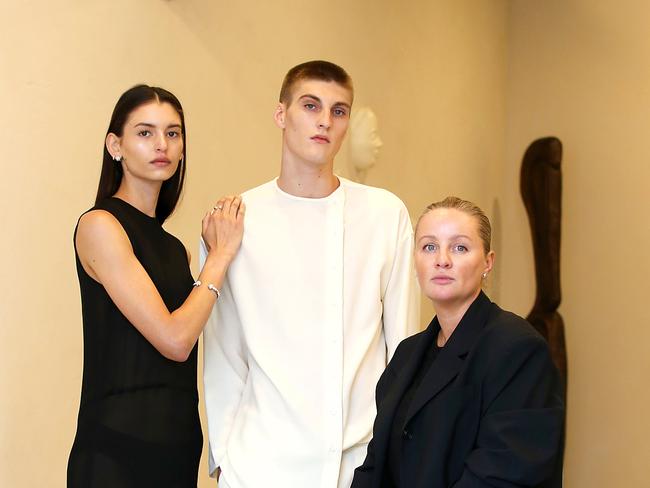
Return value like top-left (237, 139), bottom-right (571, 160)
top-left (108, 196), bottom-right (159, 222)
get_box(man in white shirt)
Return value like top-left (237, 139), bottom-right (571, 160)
top-left (200, 60), bottom-right (419, 488)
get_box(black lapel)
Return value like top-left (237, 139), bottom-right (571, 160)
top-left (404, 292), bottom-right (493, 424)
top-left (381, 321), bottom-right (438, 415)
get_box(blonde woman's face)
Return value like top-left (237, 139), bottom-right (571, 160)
top-left (414, 208), bottom-right (493, 310)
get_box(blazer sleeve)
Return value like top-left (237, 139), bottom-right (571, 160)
top-left (452, 332), bottom-right (564, 487)
top-left (381, 204), bottom-right (420, 360)
top-left (199, 239), bottom-right (249, 477)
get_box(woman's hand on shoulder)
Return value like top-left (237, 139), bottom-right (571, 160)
top-left (201, 195), bottom-right (245, 262)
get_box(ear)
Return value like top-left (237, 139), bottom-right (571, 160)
top-left (273, 102), bottom-right (287, 129)
top-left (105, 133), bottom-right (121, 160)
top-left (484, 250), bottom-right (495, 275)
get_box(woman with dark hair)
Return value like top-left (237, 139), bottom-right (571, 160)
top-left (351, 197), bottom-right (564, 488)
top-left (67, 85), bottom-right (244, 487)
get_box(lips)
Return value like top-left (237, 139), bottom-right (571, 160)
top-left (432, 276), bottom-right (454, 284)
top-left (150, 157), bottom-right (171, 166)
top-left (311, 135), bottom-right (330, 144)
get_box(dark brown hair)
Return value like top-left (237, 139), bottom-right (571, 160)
top-left (279, 60), bottom-right (353, 105)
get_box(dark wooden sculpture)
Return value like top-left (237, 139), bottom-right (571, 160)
top-left (520, 137), bottom-right (567, 389)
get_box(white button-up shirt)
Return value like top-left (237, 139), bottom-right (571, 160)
top-left (200, 177), bottom-right (419, 488)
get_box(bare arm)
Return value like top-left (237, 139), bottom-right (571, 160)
top-left (75, 195), bottom-right (245, 362)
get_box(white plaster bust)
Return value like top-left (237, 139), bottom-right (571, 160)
top-left (337, 107), bottom-right (383, 183)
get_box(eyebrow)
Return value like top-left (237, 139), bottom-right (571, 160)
top-left (133, 122), bottom-right (182, 130)
top-left (298, 94), bottom-right (351, 110)
top-left (417, 234), bottom-right (472, 242)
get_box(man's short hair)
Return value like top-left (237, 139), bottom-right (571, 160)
top-left (279, 60), bottom-right (354, 105)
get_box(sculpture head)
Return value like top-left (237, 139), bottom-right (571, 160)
top-left (348, 107), bottom-right (383, 171)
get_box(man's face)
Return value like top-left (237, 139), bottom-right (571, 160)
top-left (275, 79), bottom-right (352, 168)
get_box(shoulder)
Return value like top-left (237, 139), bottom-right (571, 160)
top-left (340, 178), bottom-right (412, 237)
top-left (472, 304), bottom-right (552, 374)
top-left (76, 208), bottom-right (130, 252)
top-left (469, 304), bottom-right (562, 410)
top-left (78, 198), bottom-right (137, 232)
top-left (340, 177), bottom-right (408, 211)
top-left (77, 207), bottom-right (123, 234)
top-left (241, 179), bottom-right (276, 203)
top-left (390, 328), bottom-right (429, 365)
top-left (483, 305), bottom-right (545, 350)
top-left (238, 179), bottom-right (283, 227)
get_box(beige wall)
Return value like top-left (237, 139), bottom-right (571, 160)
top-left (0, 1), bottom-right (507, 486)
top-left (7, 1), bottom-right (649, 487)
top-left (504, 1), bottom-right (650, 486)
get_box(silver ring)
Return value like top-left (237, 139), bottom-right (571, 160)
top-left (213, 205), bottom-right (223, 211)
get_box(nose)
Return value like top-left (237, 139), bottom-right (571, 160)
top-left (155, 131), bottom-right (168, 152)
top-left (434, 249), bottom-right (451, 268)
top-left (317, 112), bottom-right (331, 130)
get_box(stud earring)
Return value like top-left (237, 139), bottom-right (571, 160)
top-left (482, 272), bottom-right (488, 279)
top-left (113, 155), bottom-right (122, 162)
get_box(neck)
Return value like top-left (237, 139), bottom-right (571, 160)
top-left (433, 290), bottom-right (481, 346)
top-left (113, 179), bottom-right (161, 218)
top-left (277, 157), bottom-right (339, 198)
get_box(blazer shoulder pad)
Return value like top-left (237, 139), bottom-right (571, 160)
top-left (481, 306), bottom-right (548, 352)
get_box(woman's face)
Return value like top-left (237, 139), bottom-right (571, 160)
top-left (415, 208), bottom-right (494, 310)
top-left (108, 101), bottom-right (183, 185)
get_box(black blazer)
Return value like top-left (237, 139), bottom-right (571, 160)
top-left (352, 292), bottom-right (564, 488)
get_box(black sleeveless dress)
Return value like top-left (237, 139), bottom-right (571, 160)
top-left (67, 198), bottom-right (202, 487)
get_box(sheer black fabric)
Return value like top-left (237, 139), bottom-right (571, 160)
top-left (68, 197), bottom-right (202, 487)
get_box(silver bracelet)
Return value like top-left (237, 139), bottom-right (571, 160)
top-left (192, 280), bottom-right (221, 299)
